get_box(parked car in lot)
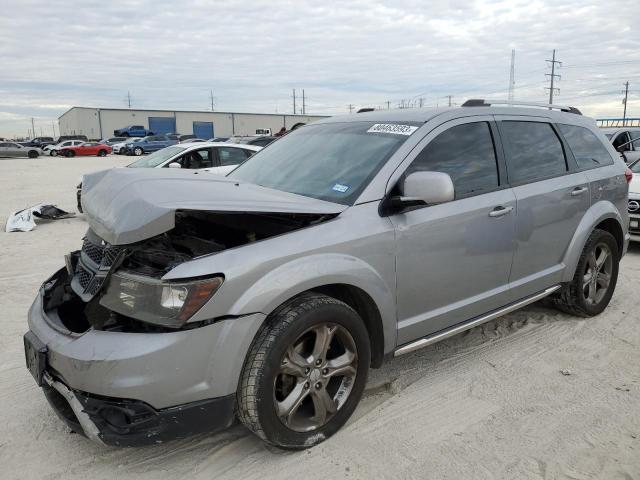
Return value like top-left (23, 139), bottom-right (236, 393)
top-left (20, 136), bottom-right (55, 148)
top-left (75, 142), bottom-right (261, 212)
top-left (60, 142), bottom-right (112, 157)
top-left (44, 140), bottom-right (86, 156)
top-left (99, 137), bottom-right (128, 146)
top-left (25, 101), bottom-right (630, 449)
top-left (0, 141), bottom-right (42, 158)
top-left (113, 125), bottom-right (153, 137)
top-left (121, 135), bottom-right (178, 155)
top-left (57, 135), bottom-right (89, 143)
top-left (602, 127), bottom-right (640, 164)
top-left (112, 137), bottom-right (143, 154)
top-left (628, 159), bottom-right (640, 241)
top-left (181, 138), bottom-right (206, 143)
top-left (226, 135), bottom-right (278, 147)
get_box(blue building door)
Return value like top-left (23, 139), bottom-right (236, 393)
top-left (148, 117), bottom-right (176, 135)
top-left (193, 121), bottom-right (214, 139)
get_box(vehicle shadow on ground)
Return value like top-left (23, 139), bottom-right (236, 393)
top-left (58, 298), bottom-right (588, 474)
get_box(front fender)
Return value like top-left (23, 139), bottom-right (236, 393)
top-left (229, 253), bottom-right (397, 353)
top-left (561, 200), bottom-right (625, 282)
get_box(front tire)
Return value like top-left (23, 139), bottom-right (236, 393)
top-left (133, 147), bottom-right (143, 156)
top-left (50, 150), bottom-right (57, 156)
top-left (237, 293), bottom-right (370, 449)
top-left (65, 150), bottom-right (75, 157)
top-left (551, 229), bottom-right (619, 317)
top-left (28, 150), bottom-right (39, 158)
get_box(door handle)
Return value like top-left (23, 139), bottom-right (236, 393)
top-left (489, 206), bottom-right (514, 218)
top-left (571, 186), bottom-right (588, 196)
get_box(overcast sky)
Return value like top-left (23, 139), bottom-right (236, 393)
top-left (1, 0), bottom-right (639, 137)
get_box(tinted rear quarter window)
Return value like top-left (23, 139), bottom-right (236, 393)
top-left (558, 124), bottom-right (614, 169)
top-left (406, 122), bottom-right (499, 198)
top-left (500, 121), bottom-right (566, 183)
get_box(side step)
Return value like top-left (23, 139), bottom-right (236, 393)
top-left (394, 285), bottom-right (561, 357)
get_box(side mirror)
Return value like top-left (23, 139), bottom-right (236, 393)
top-left (390, 171), bottom-right (454, 210)
top-left (168, 162), bottom-right (182, 169)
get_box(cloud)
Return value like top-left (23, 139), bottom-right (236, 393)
top-left (0, 0), bottom-right (639, 136)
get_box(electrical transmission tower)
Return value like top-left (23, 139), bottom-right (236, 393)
top-left (623, 82), bottom-right (630, 124)
top-left (545, 49), bottom-right (561, 104)
top-left (508, 49), bottom-right (516, 101)
top-left (209, 90), bottom-right (215, 111)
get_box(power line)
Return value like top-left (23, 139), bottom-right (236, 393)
top-left (545, 49), bottom-right (562, 104)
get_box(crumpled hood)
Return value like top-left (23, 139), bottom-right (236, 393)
top-left (81, 168), bottom-right (346, 245)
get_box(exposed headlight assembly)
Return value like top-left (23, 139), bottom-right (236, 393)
top-left (100, 271), bottom-right (223, 328)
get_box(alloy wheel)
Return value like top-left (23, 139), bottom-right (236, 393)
top-left (274, 323), bottom-right (358, 432)
top-left (583, 242), bottom-right (613, 305)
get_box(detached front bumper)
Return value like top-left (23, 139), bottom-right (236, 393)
top-left (26, 268), bottom-right (265, 445)
top-left (41, 371), bottom-right (235, 446)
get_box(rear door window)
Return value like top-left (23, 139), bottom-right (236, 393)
top-left (405, 121), bottom-right (500, 198)
top-left (217, 146), bottom-right (250, 166)
top-left (500, 121), bottom-right (567, 183)
top-left (558, 124), bottom-right (614, 169)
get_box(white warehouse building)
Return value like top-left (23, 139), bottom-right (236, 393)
top-left (58, 107), bottom-right (327, 140)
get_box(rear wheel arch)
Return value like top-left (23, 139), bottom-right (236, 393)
top-left (595, 217), bottom-right (624, 260)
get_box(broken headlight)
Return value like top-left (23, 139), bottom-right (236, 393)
top-left (99, 271), bottom-right (223, 328)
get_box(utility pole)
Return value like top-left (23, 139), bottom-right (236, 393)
top-left (545, 49), bottom-right (561, 104)
top-left (623, 81), bottom-right (630, 125)
top-left (292, 89), bottom-right (297, 114)
top-left (418, 98), bottom-right (424, 108)
top-left (209, 90), bottom-right (215, 111)
top-left (386, 101), bottom-right (390, 110)
top-left (302, 89), bottom-right (306, 115)
top-left (127, 91), bottom-right (132, 109)
top-left (348, 104), bottom-right (354, 114)
top-left (31, 117), bottom-right (35, 139)
top-left (508, 49), bottom-right (516, 101)
top-left (445, 95), bottom-right (453, 107)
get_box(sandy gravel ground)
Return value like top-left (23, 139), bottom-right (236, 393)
top-left (0, 156), bottom-right (639, 480)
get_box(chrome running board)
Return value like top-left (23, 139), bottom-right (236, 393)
top-left (394, 285), bottom-right (561, 357)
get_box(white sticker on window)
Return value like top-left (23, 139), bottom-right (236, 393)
top-left (332, 183), bottom-right (350, 193)
top-left (367, 124), bottom-right (418, 136)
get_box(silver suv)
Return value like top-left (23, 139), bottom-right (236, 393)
top-left (25, 100), bottom-right (630, 449)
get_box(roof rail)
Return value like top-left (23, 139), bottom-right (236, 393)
top-left (461, 99), bottom-right (582, 115)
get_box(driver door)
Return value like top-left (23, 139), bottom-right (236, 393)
top-left (390, 117), bottom-right (516, 345)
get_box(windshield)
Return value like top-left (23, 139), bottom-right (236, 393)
top-left (228, 121), bottom-right (418, 205)
top-left (128, 146), bottom-right (184, 168)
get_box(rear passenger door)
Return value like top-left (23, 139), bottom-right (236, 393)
top-left (392, 118), bottom-right (516, 344)
top-left (496, 118), bottom-right (590, 301)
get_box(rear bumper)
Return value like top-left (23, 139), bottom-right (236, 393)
top-left (42, 371), bottom-right (235, 446)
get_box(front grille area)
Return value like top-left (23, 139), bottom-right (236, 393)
top-left (628, 199), bottom-right (640, 215)
top-left (71, 230), bottom-right (126, 301)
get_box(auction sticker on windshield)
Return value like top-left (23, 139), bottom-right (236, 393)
top-left (367, 124), bottom-right (418, 135)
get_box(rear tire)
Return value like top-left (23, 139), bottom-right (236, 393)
top-left (237, 293), bottom-right (370, 449)
top-left (550, 229), bottom-right (619, 317)
top-left (97, 150), bottom-right (107, 157)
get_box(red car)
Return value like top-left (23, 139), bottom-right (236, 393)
top-left (60, 142), bottom-right (112, 157)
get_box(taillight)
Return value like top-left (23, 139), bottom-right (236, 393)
top-left (625, 168), bottom-right (633, 184)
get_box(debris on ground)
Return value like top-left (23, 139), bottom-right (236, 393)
top-left (560, 369), bottom-right (572, 376)
top-left (5, 204), bottom-right (75, 232)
